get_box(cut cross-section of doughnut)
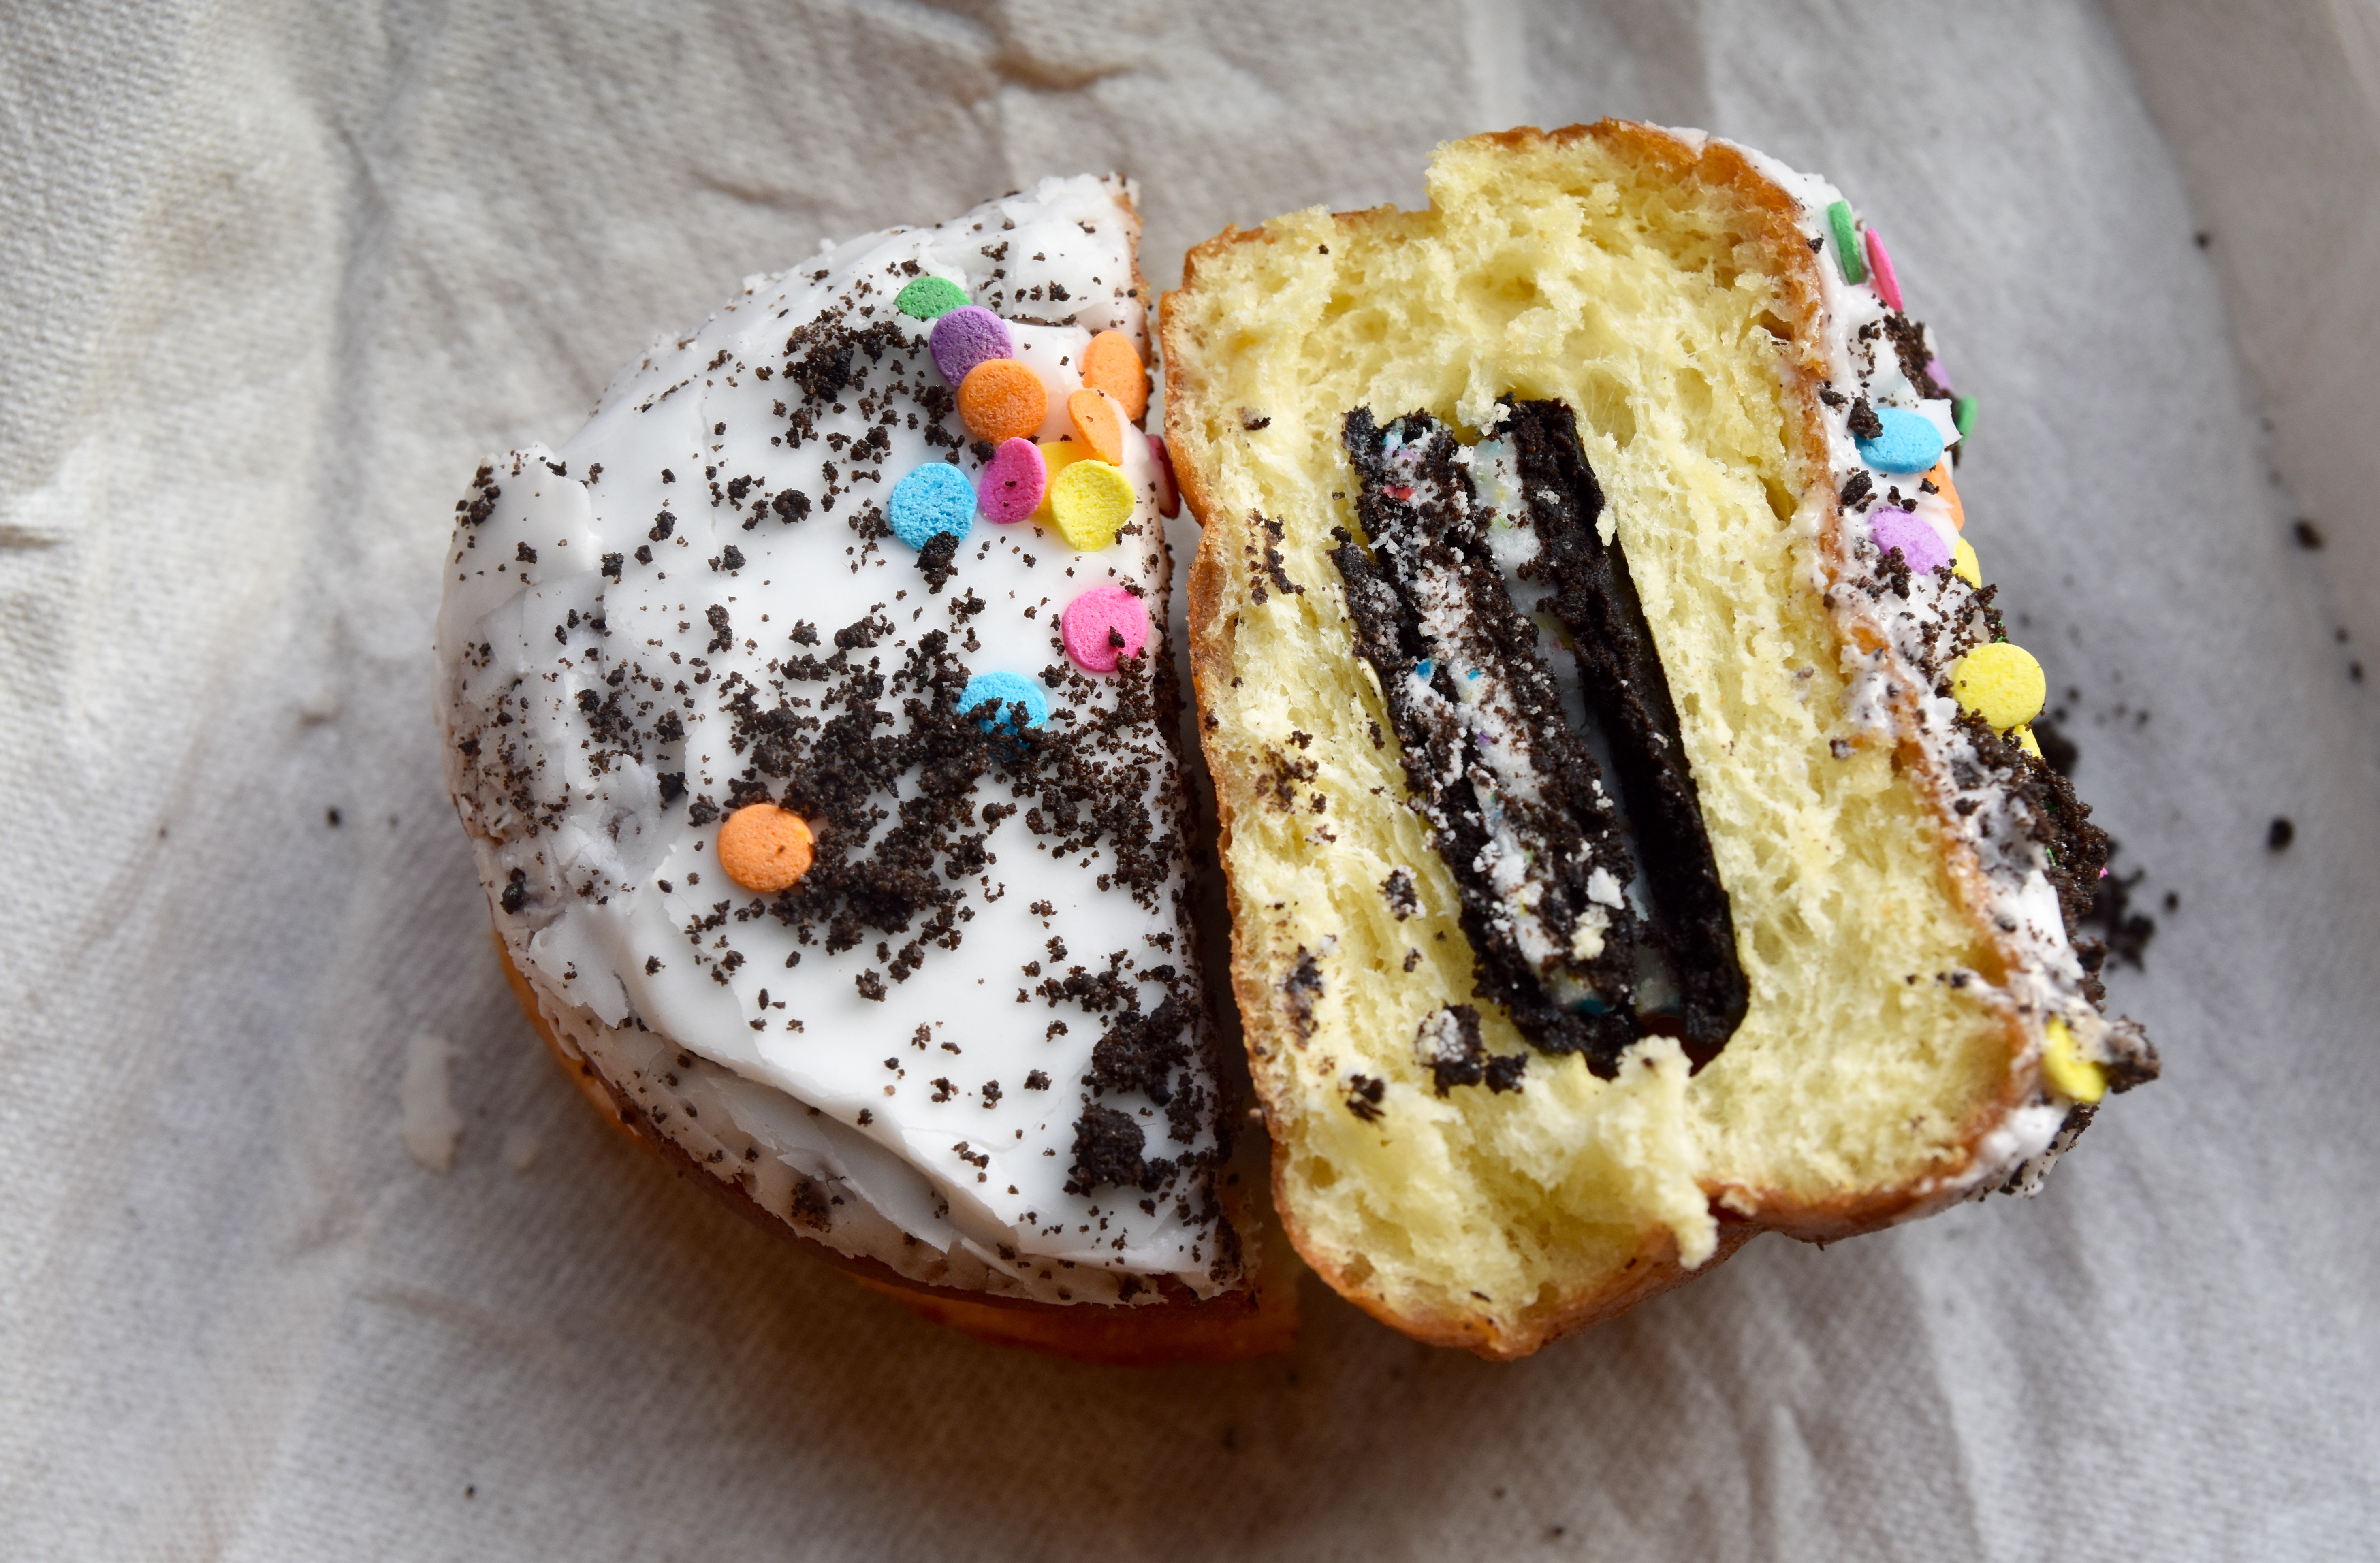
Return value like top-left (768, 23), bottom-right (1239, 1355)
top-left (1161, 122), bottom-right (2156, 1359)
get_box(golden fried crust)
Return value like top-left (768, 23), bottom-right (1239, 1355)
top-left (1163, 121), bottom-right (2042, 1359)
top-left (497, 938), bottom-right (1297, 1367)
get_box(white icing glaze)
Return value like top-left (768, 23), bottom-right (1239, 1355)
top-left (436, 176), bottom-right (1237, 1305)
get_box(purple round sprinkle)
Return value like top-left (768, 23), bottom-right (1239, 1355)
top-left (1925, 356), bottom-right (1954, 392)
top-left (1870, 507), bottom-right (1950, 575)
top-left (930, 306), bottom-right (1014, 386)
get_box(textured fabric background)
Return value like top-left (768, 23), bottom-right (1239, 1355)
top-left (4, 3), bottom-right (2374, 1558)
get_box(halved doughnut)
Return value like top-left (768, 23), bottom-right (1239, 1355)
top-left (1160, 123), bottom-right (2154, 1358)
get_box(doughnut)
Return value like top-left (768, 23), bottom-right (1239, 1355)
top-left (436, 176), bottom-right (1292, 1365)
top-left (1159, 122), bottom-right (2158, 1358)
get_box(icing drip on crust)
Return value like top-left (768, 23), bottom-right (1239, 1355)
top-left (435, 175), bottom-right (1240, 1304)
top-left (1721, 139), bottom-right (2160, 1194)
top-left (1334, 409), bottom-right (1642, 1068)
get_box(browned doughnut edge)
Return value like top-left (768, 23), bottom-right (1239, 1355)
top-left (497, 934), bottom-right (1299, 1366)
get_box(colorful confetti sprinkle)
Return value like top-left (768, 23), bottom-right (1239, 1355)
top-left (894, 275), bottom-right (969, 320)
top-left (978, 437), bottom-right (1046, 524)
top-left (1827, 200), bottom-right (1866, 285)
top-left (1951, 642), bottom-right (2046, 732)
top-left (1031, 439), bottom-right (1089, 525)
top-left (2041, 1016), bottom-right (2107, 1103)
top-left (959, 670), bottom-right (1048, 734)
top-left (1048, 458), bottom-right (1135, 550)
top-left (929, 305), bottom-right (1013, 384)
top-left (1066, 388), bottom-right (1125, 463)
top-left (888, 461), bottom-right (975, 548)
top-left (1079, 329), bottom-right (1148, 421)
top-left (958, 358), bottom-right (1047, 444)
top-left (1864, 227), bottom-right (1903, 311)
top-left (1856, 406), bottom-right (1945, 473)
top-left (1870, 507), bottom-right (1950, 574)
top-left (1060, 585), bottom-right (1151, 674)
top-left (717, 804), bottom-right (815, 893)
top-left (1925, 460), bottom-right (1965, 531)
top-left (1149, 434), bottom-right (1180, 519)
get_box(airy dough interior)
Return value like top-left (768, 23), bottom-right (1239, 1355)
top-left (1166, 130), bottom-right (2013, 1347)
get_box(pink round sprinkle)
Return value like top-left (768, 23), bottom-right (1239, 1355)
top-left (1870, 507), bottom-right (1950, 574)
top-left (1149, 433), bottom-right (1180, 519)
top-left (1060, 586), bottom-right (1150, 674)
top-left (979, 437), bottom-right (1045, 524)
top-left (1865, 227), bottom-right (1904, 313)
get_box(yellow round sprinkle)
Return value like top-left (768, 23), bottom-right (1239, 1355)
top-left (1031, 439), bottom-right (1087, 523)
top-left (1048, 458), bottom-right (1135, 550)
top-left (1951, 641), bottom-right (2045, 731)
top-left (2041, 1016), bottom-right (2107, 1105)
top-left (2013, 724), bottom-right (2043, 761)
top-left (1952, 536), bottom-right (1981, 587)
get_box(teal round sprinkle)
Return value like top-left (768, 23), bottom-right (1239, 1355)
top-left (959, 670), bottom-right (1048, 734)
top-left (1855, 407), bottom-right (1945, 474)
top-left (1827, 201), bottom-right (1867, 286)
top-left (888, 461), bottom-right (975, 548)
top-left (895, 276), bottom-right (969, 320)
top-left (1953, 394), bottom-right (1979, 440)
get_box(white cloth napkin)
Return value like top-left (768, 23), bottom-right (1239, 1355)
top-left (4, 2), bottom-right (2373, 1557)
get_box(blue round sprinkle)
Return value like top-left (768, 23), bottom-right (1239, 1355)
top-left (960, 670), bottom-right (1048, 734)
top-left (1855, 407), bottom-right (1945, 474)
top-left (889, 461), bottom-right (975, 549)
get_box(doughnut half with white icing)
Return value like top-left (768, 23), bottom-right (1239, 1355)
top-left (1161, 123), bottom-right (2158, 1359)
top-left (436, 175), bottom-right (1291, 1364)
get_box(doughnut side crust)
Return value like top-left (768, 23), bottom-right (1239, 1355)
top-left (1162, 122), bottom-right (2153, 1358)
top-left (497, 942), bottom-right (1297, 1365)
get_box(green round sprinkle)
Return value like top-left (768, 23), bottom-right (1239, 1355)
top-left (895, 276), bottom-right (970, 320)
top-left (1827, 201), bottom-right (1867, 286)
top-left (1953, 394), bottom-right (1979, 439)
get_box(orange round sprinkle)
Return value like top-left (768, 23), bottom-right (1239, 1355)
top-left (717, 804), bottom-right (814, 894)
top-left (1926, 460), bottom-right (1965, 531)
top-left (1067, 388), bottom-right (1125, 463)
top-left (958, 359), bottom-right (1047, 444)
top-left (1079, 330), bottom-right (1148, 421)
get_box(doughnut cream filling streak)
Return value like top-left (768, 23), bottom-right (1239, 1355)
top-left (435, 177), bottom-right (1243, 1307)
top-left (1334, 400), bottom-right (1749, 1080)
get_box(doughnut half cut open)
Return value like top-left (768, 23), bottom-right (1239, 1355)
top-left (1161, 122), bottom-right (2156, 1358)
